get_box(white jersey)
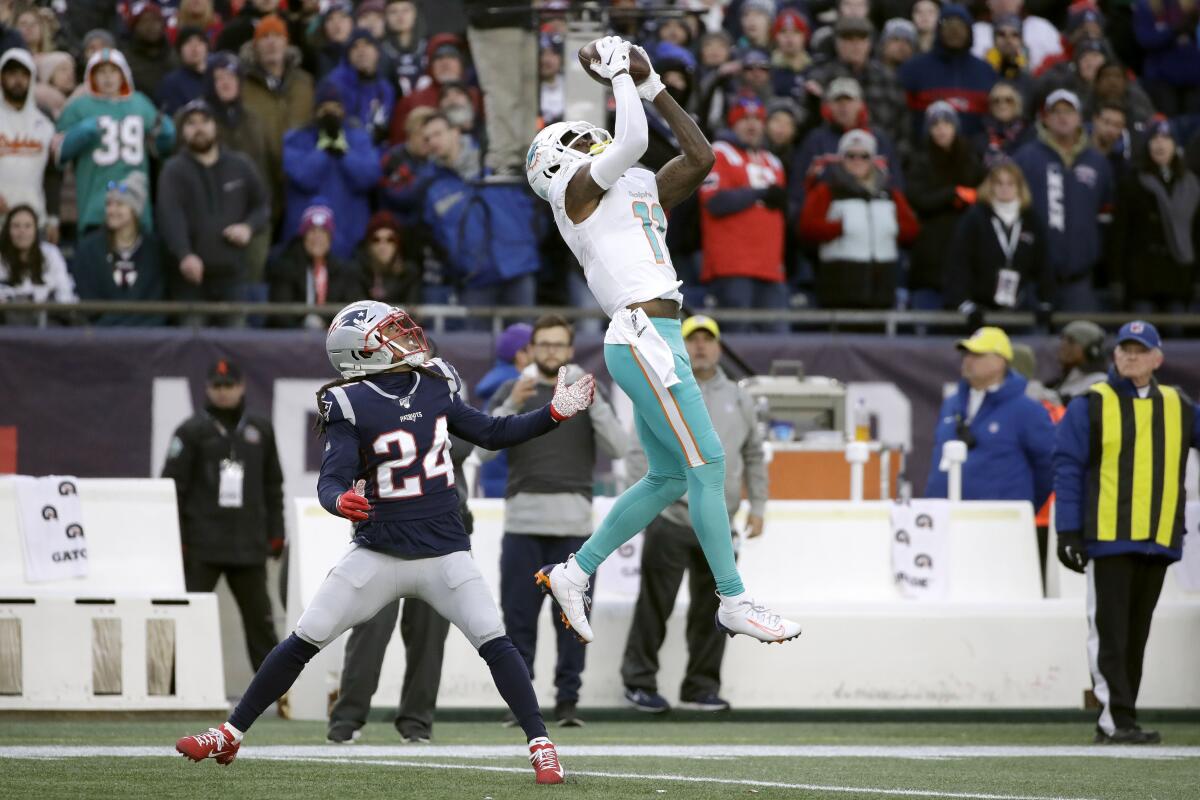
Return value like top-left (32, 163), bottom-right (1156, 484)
top-left (549, 162), bottom-right (683, 318)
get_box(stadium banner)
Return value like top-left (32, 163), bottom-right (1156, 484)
top-left (4, 329), bottom-right (1200, 499)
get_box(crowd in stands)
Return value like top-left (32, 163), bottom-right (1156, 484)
top-left (1, 0), bottom-right (1199, 328)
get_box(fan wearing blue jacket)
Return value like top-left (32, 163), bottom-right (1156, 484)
top-left (925, 326), bottom-right (1055, 506)
top-left (1013, 89), bottom-right (1113, 311)
top-left (1052, 321), bottom-right (1200, 746)
top-left (282, 79), bottom-right (382, 260)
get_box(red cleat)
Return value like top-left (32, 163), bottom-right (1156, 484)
top-left (528, 736), bottom-right (564, 784)
top-left (175, 722), bottom-right (242, 765)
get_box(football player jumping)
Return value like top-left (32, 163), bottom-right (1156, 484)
top-left (175, 301), bottom-right (595, 784)
top-left (526, 36), bottom-right (802, 646)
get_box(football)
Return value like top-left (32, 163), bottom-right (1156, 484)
top-left (577, 38), bottom-right (652, 86)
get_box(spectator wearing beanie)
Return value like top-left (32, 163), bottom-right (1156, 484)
top-left (699, 95), bottom-right (790, 331)
top-left (770, 8), bottom-right (812, 106)
top-left (282, 79), bottom-right (381, 261)
top-left (799, 129), bottom-right (920, 308)
top-left (328, 27), bottom-right (395, 143)
top-left (217, 0), bottom-right (309, 64)
top-left (905, 101), bottom-right (986, 310)
top-left (900, 3), bottom-right (998, 142)
top-left (73, 172), bottom-right (168, 326)
top-left (157, 26), bottom-right (210, 115)
top-left (1109, 117), bottom-right (1200, 314)
top-left (123, 1), bottom-right (174, 101)
top-left (239, 13), bottom-right (315, 220)
top-left (267, 202), bottom-right (364, 328)
top-left (878, 19), bottom-right (919, 74)
top-left (158, 99), bottom-right (271, 323)
top-left (356, 211), bottom-right (421, 307)
top-left (737, 0), bottom-right (777, 51)
top-left (314, 0), bottom-right (357, 80)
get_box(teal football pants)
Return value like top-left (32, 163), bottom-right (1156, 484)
top-left (575, 317), bottom-right (744, 597)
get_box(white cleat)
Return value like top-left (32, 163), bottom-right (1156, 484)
top-left (535, 556), bottom-right (594, 644)
top-left (715, 595), bottom-right (802, 643)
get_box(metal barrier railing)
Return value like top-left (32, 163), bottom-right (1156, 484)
top-left (5, 301), bottom-right (1200, 337)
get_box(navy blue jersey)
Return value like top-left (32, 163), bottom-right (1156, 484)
top-left (318, 358), bottom-right (557, 557)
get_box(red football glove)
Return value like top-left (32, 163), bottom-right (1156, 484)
top-left (336, 488), bottom-right (370, 521)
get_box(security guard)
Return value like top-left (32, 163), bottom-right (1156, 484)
top-left (163, 358), bottom-right (284, 670)
top-left (1053, 321), bottom-right (1200, 745)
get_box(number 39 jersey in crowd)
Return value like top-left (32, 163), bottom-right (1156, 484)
top-left (318, 358), bottom-right (557, 557)
top-left (548, 162), bottom-right (683, 318)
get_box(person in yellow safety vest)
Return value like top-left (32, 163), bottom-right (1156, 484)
top-left (1053, 321), bottom-right (1200, 745)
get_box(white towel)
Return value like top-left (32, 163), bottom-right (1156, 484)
top-left (15, 474), bottom-right (88, 583)
top-left (604, 307), bottom-right (681, 389)
top-left (890, 499), bottom-right (950, 600)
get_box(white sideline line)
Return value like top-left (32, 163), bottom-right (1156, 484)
top-left (1, 744), bottom-right (1197, 761)
top-left (274, 755), bottom-right (1105, 800)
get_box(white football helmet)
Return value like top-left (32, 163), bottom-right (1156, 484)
top-left (325, 300), bottom-right (430, 378)
top-left (525, 120), bottom-right (613, 202)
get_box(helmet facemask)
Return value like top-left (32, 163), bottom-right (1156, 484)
top-left (364, 308), bottom-right (430, 368)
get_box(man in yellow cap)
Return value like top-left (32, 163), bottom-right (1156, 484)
top-left (619, 315), bottom-right (769, 713)
top-left (925, 327), bottom-right (1055, 506)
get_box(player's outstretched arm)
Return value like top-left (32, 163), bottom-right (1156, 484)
top-left (447, 368), bottom-right (596, 449)
top-left (564, 37), bottom-right (648, 223)
top-left (652, 89), bottom-right (715, 210)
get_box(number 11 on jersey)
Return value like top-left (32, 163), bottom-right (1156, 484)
top-left (632, 201), bottom-right (668, 264)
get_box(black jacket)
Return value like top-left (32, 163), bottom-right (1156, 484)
top-left (905, 139), bottom-right (986, 293)
top-left (156, 148), bottom-right (271, 280)
top-left (1109, 163), bottom-right (1200, 303)
top-left (267, 237), bottom-right (365, 326)
top-left (162, 405), bottom-right (284, 565)
top-left (355, 248), bottom-right (422, 307)
top-left (944, 203), bottom-right (1052, 309)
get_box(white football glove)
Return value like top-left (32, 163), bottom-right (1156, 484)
top-left (589, 35), bottom-right (632, 81)
top-left (632, 44), bottom-right (666, 102)
top-left (549, 366), bottom-right (596, 422)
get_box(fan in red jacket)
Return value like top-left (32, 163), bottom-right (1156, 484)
top-left (698, 96), bottom-right (789, 331)
top-left (799, 129), bottom-right (920, 309)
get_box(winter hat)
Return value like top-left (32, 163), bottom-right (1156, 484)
top-left (1146, 115), bottom-right (1174, 142)
top-left (315, 78), bottom-right (344, 107)
top-left (992, 14), bottom-right (1022, 33)
top-left (496, 323), bottom-right (533, 362)
top-left (834, 16), bottom-right (873, 38)
top-left (939, 4), bottom-right (974, 26)
top-left (208, 51), bottom-right (240, 76)
top-left (176, 26), bottom-right (208, 52)
top-left (925, 100), bottom-right (960, 131)
top-left (175, 97), bottom-right (214, 128)
top-left (356, 0), bottom-right (386, 18)
top-left (881, 18), bottom-right (918, 46)
top-left (130, 1), bottom-right (164, 26)
top-left (253, 14), bottom-right (289, 42)
top-left (322, 0), bottom-right (355, 19)
top-left (773, 8), bottom-right (810, 39)
top-left (740, 48), bottom-right (772, 69)
top-left (300, 204), bottom-right (335, 236)
top-left (106, 171), bottom-right (148, 217)
top-left (741, 0), bottom-right (776, 18)
top-left (365, 210), bottom-right (401, 241)
top-left (837, 128), bottom-right (877, 157)
top-left (347, 27), bottom-right (378, 51)
top-left (539, 30), bottom-right (564, 54)
top-left (82, 29), bottom-right (116, 52)
top-left (767, 97), bottom-right (802, 122)
top-left (1066, 2), bottom-right (1105, 34)
top-left (727, 95), bottom-right (767, 126)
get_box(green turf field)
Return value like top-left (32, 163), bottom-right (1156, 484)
top-left (2, 716), bottom-right (1198, 800)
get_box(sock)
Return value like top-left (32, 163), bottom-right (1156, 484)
top-left (228, 633), bottom-right (320, 733)
top-left (479, 636), bottom-right (547, 742)
top-left (685, 459), bottom-right (745, 597)
top-left (222, 722), bottom-right (244, 743)
top-left (575, 472), bottom-right (687, 574)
